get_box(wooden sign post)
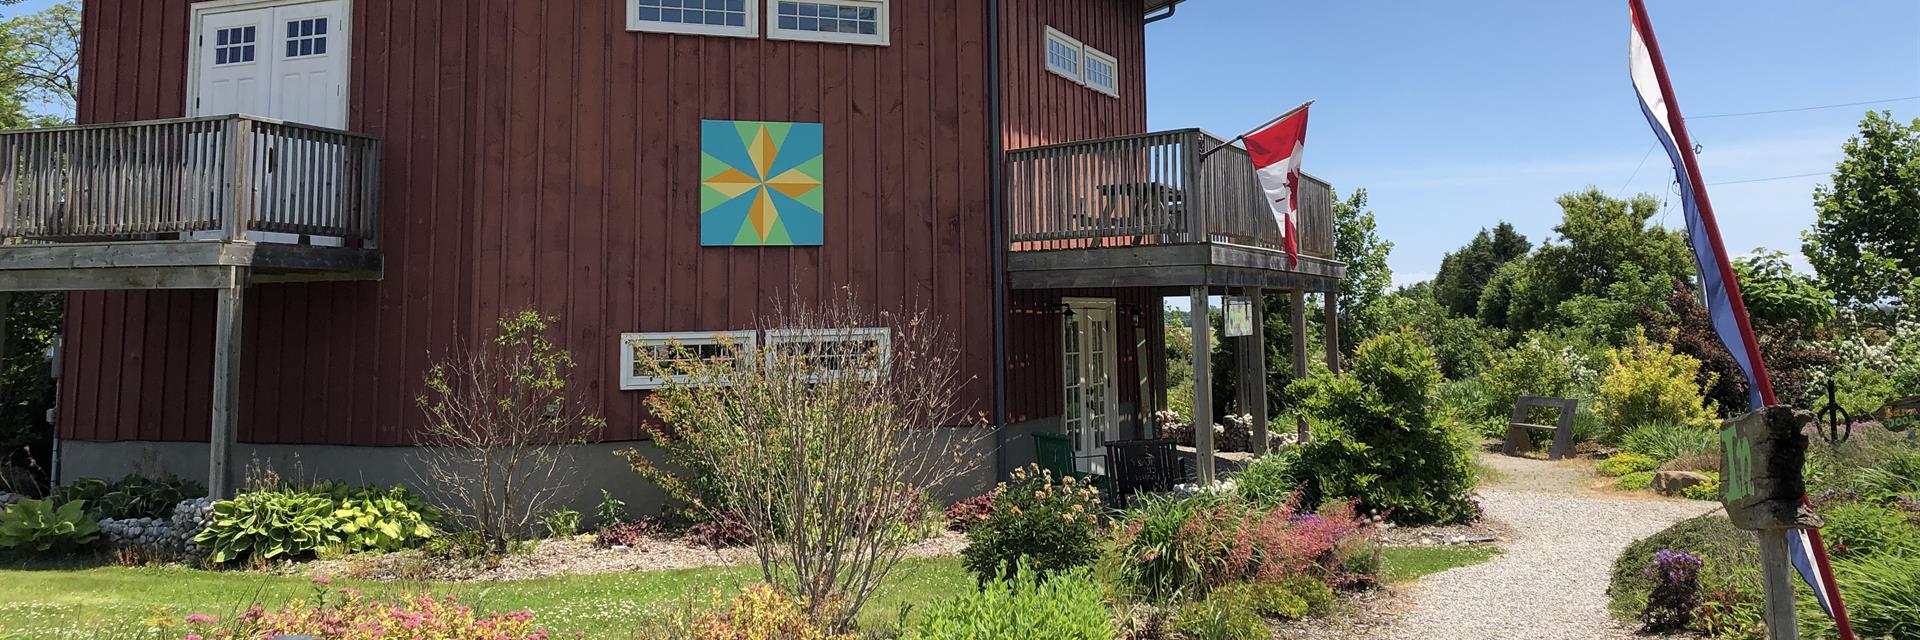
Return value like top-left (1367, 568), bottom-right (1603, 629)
top-left (1721, 407), bottom-right (1822, 640)
top-left (1875, 396), bottom-right (1920, 433)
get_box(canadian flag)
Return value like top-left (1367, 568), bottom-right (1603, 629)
top-left (1244, 105), bottom-right (1310, 267)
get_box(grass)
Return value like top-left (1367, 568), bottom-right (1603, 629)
top-left (0, 556), bottom-right (968, 639)
top-left (1378, 545), bottom-right (1502, 583)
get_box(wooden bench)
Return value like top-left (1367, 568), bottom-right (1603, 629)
top-left (1502, 395), bottom-right (1578, 461)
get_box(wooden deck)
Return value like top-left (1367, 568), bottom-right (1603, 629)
top-left (1003, 128), bottom-right (1343, 291)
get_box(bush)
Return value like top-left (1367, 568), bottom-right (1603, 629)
top-left (1803, 553), bottom-right (1920, 640)
top-left (1170, 589), bottom-right (1267, 640)
top-left (1210, 577), bottom-right (1334, 621)
top-left (684, 510), bottom-right (756, 548)
top-left (182, 588), bottom-right (551, 639)
top-left (328, 487), bottom-right (438, 553)
top-left (961, 465), bottom-right (1103, 584)
top-left (540, 509), bottom-right (580, 538)
top-left (0, 498), bottom-right (100, 553)
top-left (1616, 472), bottom-right (1655, 492)
top-left (1597, 453), bottom-right (1659, 477)
top-left (1472, 335), bottom-right (1596, 438)
top-left (943, 494), bottom-right (994, 533)
top-left (1621, 420), bottom-right (1720, 463)
top-left (631, 583), bottom-right (854, 640)
top-left (595, 518), bottom-right (663, 548)
top-left (900, 565), bottom-right (1113, 640)
top-left (1679, 474), bottom-right (1721, 502)
top-left (1609, 513), bottom-right (1759, 628)
top-left (47, 475), bottom-right (206, 521)
top-left (1595, 333), bottom-right (1718, 438)
top-left (196, 490), bottom-right (339, 564)
top-left (1821, 500), bottom-right (1920, 558)
top-left (1234, 447), bottom-right (1304, 508)
top-left (1289, 330), bottom-right (1480, 525)
top-left (595, 490), bottom-right (626, 529)
top-left (1106, 491), bottom-right (1371, 603)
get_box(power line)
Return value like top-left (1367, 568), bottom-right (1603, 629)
top-left (1690, 95), bottom-right (1920, 120)
top-left (1615, 143), bottom-right (1659, 198)
top-left (1707, 171), bottom-right (1828, 186)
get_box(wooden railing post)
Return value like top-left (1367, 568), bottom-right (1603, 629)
top-left (222, 116), bottom-right (253, 243)
top-left (1183, 130), bottom-right (1207, 245)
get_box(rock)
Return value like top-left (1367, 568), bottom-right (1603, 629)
top-left (1651, 471), bottom-right (1712, 497)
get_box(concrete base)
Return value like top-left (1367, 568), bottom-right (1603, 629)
top-left (59, 433), bottom-right (1001, 529)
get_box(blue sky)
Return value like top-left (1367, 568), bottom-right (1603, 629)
top-left (1147, 0), bottom-right (1920, 287)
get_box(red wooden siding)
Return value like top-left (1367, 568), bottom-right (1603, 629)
top-left (60, 0), bottom-right (994, 445)
top-left (999, 0), bottom-right (1149, 151)
top-left (1003, 288), bottom-right (1164, 425)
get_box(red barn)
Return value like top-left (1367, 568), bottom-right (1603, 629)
top-left (0, 0), bottom-right (1342, 511)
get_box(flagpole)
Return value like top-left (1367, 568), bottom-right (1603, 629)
top-left (1199, 99), bottom-right (1315, 161)
top-left (1629, 1), bottom-right (1856, 638)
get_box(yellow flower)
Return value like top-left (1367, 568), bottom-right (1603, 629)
top-left (1062, 513), bottom-right (1075, 522)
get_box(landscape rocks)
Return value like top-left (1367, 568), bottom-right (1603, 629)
top-left (0, 492), bottom-right (20, 509)
top-left (1650, 470), bottom-right (1712, 497)
top-left (168, 497), bottom-right (217, 559)
top-left (98, 517), bottom-right (174, 549)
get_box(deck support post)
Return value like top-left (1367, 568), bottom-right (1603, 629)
top-left (1291, 289), bottom-right (1309, 443)
top-left (1248, 287), bottom-right (1269, 456)
top-left (209, 267), bottom-right (247, 498)
top-left (1189, 285), bottom-right (1214, 486)
top-left (0, 292), bottom-right (10, 414)
top-left (1324, 291), bottom-right (1342, 373)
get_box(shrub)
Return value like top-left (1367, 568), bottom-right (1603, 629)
top-left (631, 583), bottom-right (854, 640)
top-left (1170, 589), bottom-right (1267, 640)
top-left (1473, 335), bottom-right (1595, 438)
top-left (182, 588), bottom-right (550, 639)
top-left (1639, 549), bottom-right (1704, 632)
top-left (1209, 577), bottom-right (1334, 621)
top-left (1106, 491), bottom-right (1371, 602)
top-left (1678, 474), bottom-right (1721, 502)
top-left (0, 498), bottom-right (100, 553)
top-left (961, 465), bottom-right (1103, 584)
top-left (47, 475), bottom-right (206, 521)
top-left (685, 510), bottom-right (756, 548)
top-left (1595, 333), bottom-right (1718, 438)
top-left (595, 518), bottom-right (663, 548)
top-left (1233, 447), bottom-right (1304, 508)
top-left (195, 490), bottom-right (339, 564)
top-left (329, 487), bottom-right (438, 553)
top-left (1597, 453), bottom-right (1659, 477)
top-left (1621, 420), bottom-right (1720, 463)
top-left (900, 565), bottom-right (1113, 640)
top-left (1609, 513), bottom-right (1759, 626)
top-left (540, 509), bottom-right (580, 538)
top-left (943, 494), bottom-right (994, 533)
top-left (1615, 471), bottom-right (1655, 492)
top-left (1289, 329), bottom-right (1480, 525)
top-left (595, 490), bottom-right (626, 529)
top-left (1821, 500), bottom-right (1920, 558)
top-left (1802, 553), bottom-right (1920, 640)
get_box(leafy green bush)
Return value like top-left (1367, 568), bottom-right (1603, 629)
top-left (900, 565), bottom-right (1113, 640)
top-left (1289, 330), bottom-right (1479, 525)
top-left (960, 465), bottom-right (1102, 584)
top-left (196, 490), bottom-right (339, 564)
top-left (595, 490), bottom-right (626, 529)
top-left (1616, 472), bottom-right (1655, 492)
top-left (1597, 453), bottom-right (1659, 477)
top-left (541, 509), bottom-right (581, 538)
top-left (1802, 553), bottom-right (1920, 640)
top-left (1207, 577), bottom-right (1335, 621)
top-left (1821, 501), bottom-right (1920, 558)
top-left (1170, 588), bottom-right (1268, 640)
top-left (0, 498), bottom-right (100, 553)
top-left (331, 488), bottom-right (438, 553)
top-left (1234, 447), bottom-right (1304, 508)
top-left (46, 475), bottom-right (206, 521)
top-left (1609, 513), bottom-right (1759, 628)
top-left (1595, 333), bottom-right (1718, 438)
top-left (1106, 491), bottom-right (1372, 603)
top-left (1678, 473), bottom-right (1721, 502)
top-left (1621, 421), bottom-right (1720, 463)
top-left (1472, 335), bottom-right (1595, 438)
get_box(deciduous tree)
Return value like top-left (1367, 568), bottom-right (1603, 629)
top-left (1803, 111), bottom-right (1920, 309)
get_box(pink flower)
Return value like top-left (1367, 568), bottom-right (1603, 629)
top-left (312, 575), bottom-right (333, 586)
top-left (184, 613), bottom-right (217, 624)
top-left (186, 635), bottom-right (203, 640)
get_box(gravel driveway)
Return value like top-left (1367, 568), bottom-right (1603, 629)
top-left (1368, 454), bottom-right (1718, 640)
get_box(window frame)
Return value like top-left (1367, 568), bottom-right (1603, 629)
top-left (627, 0), bottom-right (760, 38)
top-left (767, 0), bottom-right (890, 46)
top-left (1044, 26), bottom-right (1083, 82)
top-left (1082, 45), bottom-right (1120, 97)
top-left (763, 327), bottom-right (893, 382)
top-left (618, 330), bottom-right (760, 391)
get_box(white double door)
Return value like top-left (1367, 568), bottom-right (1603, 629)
top-left (1062, 298), bottom-right (1121, 475)
top-left (189, 0), bottom-right (349, 244)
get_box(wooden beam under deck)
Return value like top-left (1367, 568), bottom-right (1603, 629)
top-left (1007, 243), bottom-right (1344, 292)
top-left (0, 240), bottom-right (382, 291)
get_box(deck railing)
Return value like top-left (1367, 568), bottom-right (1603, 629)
top-left (1005, 128), bottom-right (1332, 259)
top-left (0, 115), bottom-right (380, 247)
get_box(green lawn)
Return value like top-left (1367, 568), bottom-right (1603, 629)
top-left (1378, 544), bottom-right (1502, 583)
top-left (0, 557), bottom-right (968, 639)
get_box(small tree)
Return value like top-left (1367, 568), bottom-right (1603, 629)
top-left (415, 309), bottom-right (603, 554)
top-left (629, 292), bottom-right (987, 630)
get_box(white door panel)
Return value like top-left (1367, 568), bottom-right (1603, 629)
top-left (1063, 300), bottom-right (1121, 475)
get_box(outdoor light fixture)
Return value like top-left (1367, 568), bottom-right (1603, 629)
top-left (1055, 302), bottom-right (1075, 319)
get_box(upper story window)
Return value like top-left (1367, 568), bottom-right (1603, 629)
top-left (770, 0), bottom-right (888, 45)
top-left (1044, 26), bottom-right (1119, 99)
top-left (629, 0), bottom-right (757, 38)
top-left (619, 331), bottom-right (759, 391)
top-left (214, 26), bottom-right (257, 65)
top-left (285, 18), bottom-right (329, 58)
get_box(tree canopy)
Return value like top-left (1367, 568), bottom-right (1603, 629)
top-left (1803, 111), bottom-right (1920, 309)
top-left (1331, 188), bottom-right (1393, 354)
top-left (1431, 222), bottom-right (1530, 318)
top-left (1481, 188), bottom-right (1693, 334)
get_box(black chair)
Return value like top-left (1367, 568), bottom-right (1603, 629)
top-left (1102, 438), bottom-right (1190, 508)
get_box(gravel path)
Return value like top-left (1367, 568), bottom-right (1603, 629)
top-left (1368, 454), bottom-right (1718, 640)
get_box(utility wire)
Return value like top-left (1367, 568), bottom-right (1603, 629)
top-left (1615, 143), bottom-right (1659, 198)
top-left (1690, 95), bottom-right (1920, 120)
top-left (1707, 171), bottom-right (1829, 186)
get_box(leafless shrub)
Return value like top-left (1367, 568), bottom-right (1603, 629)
top-left (628, 290), bottom-right (988, 630)
top-left (415, 309), bottom-right (604, 555)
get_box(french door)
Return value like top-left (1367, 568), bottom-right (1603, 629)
top-left (1062, 298), bottom-right (1120, 475)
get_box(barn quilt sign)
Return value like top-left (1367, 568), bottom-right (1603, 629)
top-left (700, 120), bottom-right (825, 246)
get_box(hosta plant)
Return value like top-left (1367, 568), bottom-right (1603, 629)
top-left (331, 490), bottom-right (438, 553)
top-left (0, 498), bottom-right (100, 553)
top-left (195, 490), bottom-right (341, 564)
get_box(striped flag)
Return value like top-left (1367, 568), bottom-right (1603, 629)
top-left (1628, 0), bottom-right (1854, 635)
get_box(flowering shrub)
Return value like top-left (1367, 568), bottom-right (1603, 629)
top-left (960, 465), bottom-right (1103, 583)
top-left (942, 495), bottom-right (994, 533)
top-left (1640, 548), bottom-right (1704, 632)
top-left (1106, 490), bottom-right (1371, 602)
top-left (630, 584), bottom-right (854, 640)
top-left (181, 584), bottom-right (552, 639)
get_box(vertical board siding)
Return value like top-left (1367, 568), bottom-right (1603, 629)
top-left (999, 0), bottom-right (1156, 424)
top-left (62, 0), bottom-right (995, 445)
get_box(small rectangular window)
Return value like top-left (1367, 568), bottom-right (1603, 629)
top-left (764, 327), bottom-right (891, 382)
top-left (285, 18), bottom-right (329, 59)
top-left (769, 0), bottom-right (888, 45)
top-left (630, 0), bottom-right (757, 38)
top-left (1044, 27), bottom-right (1082, 82)
top-left (214, 26), bottom-right (257, 66)
top-left (1083, 47), bottom-right (1119, 97)
top-left (619, 331), bottom-right (759, 391)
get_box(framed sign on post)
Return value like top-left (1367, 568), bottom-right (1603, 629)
top-left (1875, 396), bottom-right (1920, 433)
top-left (1223, 297), bottom-right (1253, 338)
